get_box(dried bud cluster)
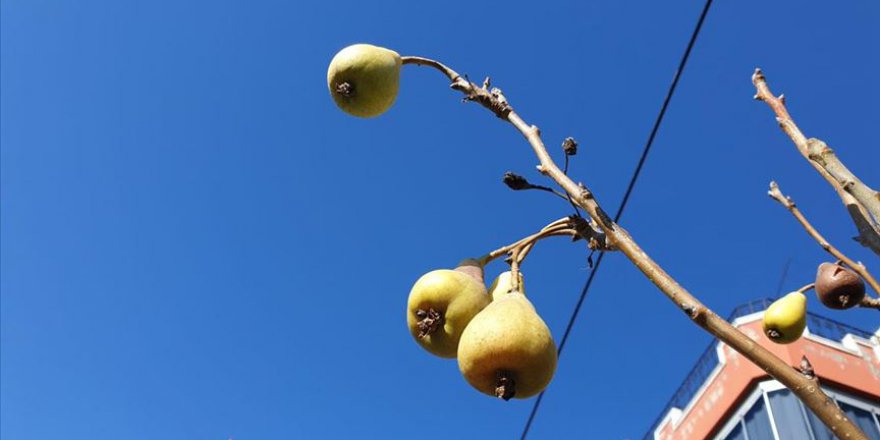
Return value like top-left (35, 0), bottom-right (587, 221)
top-left (562, 137), bottom-right (578, 156)
top-left (503, 172), bottom-right (531, 190)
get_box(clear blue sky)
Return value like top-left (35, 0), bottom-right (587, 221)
top-left (2, 1), bottom-right (878, 439)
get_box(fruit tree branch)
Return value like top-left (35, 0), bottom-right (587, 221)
top-left (752, 69), bottom-right (880, 256)
top-left (768, 181), bottom-right (879, 299)
top-left (403, 56), bottom-right (869, 440)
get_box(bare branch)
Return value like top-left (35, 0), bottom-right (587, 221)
top-left (406, 57), bottom-right (870, 440)
top-left (768, 181), bottom-right (879, 297)
top-left (753, 69), bottom-right (880, 255)
top-left (805, 138), bottom-right (880, 223)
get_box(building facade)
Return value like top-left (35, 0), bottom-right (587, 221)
top-left (644, 299), bottom-right (880, 440)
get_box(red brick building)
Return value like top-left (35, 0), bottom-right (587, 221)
top-left (644, 298), bottom-right (880, 440)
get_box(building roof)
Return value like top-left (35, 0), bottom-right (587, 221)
top-left (641, 298), bottom-right (879, 440)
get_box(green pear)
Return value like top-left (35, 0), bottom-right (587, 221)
top-left (406, 259), bottom-right (490, 358)
top-left (457, 282), bottom-right (557, 400)
top-left (488, 270), bottom-right (525, 302)
top-left (762, 291), bottom-right (807, 344)
top-left (327, 43), bottom-right (401, 118)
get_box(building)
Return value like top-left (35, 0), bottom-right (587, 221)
top-left (643, 298), bottom-right (880, 440)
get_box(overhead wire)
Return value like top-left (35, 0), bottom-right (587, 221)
top-left (519, 0), bottom-right (715, 437)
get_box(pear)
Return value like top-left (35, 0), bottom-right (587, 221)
top-left (488, 270), bottom-right (525, 302)
top-left (762, 291), bottom-right (807, 344)
top-left (406, 259), bottom-right (490, 358)
top-left (457, 282), bottom-right (557, 400)
top-left (814, 262), bottom-right (865, 310)
top-left (327, 43), bottom-right (401, 118)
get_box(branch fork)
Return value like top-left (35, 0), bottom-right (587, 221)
top-left (754, 68), bottom-right (880, 255)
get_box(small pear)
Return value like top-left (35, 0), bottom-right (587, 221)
top-left (457, 279), bottom-right (557, 400)
top-left (762, 291), bottom-right (807, 344)
top-left (814, 262), bottom-right (865, 310)
top-left (327, 43), bottom-right (401, 118)
top-left (406, 259), bottom-right (490, 358)
top-left (488, 270), bottom-right (525, 302)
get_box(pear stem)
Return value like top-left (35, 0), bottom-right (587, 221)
top-left (769, 181), bottom-right (880, 299)
top-left (407, 55), bottom-right (870, 439)
top-left (796, 283), bottom-right (815, 294)
top-left (478, 217), bottom-right (577, 266)
top-left (477, 217), bottom-right (597, 292)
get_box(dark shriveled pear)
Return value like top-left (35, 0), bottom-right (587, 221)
top-left (814, 262), bottom-right (866, 310)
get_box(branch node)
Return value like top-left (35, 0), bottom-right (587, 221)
top-left (799, 356), bottom-right (816, 380)
top-left (578, 183), bottom-right (594, 200)
top-left (594, 206), bottom-right (615, 231)
top-left (752, 67), bottom-right (765, 82)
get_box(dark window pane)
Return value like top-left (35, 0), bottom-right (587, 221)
top-left (724, 422), bottom-right (746, 440)
top-left (839, 402), bottom-right (880, 440)
top-left (804, 402), bottom-right (835, 440)
top-left (768, 389), bottom-right (812, 440)
top-left (744, 395), bottom-right (775, 440)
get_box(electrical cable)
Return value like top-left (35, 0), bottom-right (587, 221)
top-left (519, 1), bottom-right (714, 437)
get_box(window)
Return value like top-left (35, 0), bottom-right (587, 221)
top-left (719, 393), bottom-right (774, 440)
top-left (838, 401), bottom-right (880, 440)
top-left (724, 423), bottom-right (745, 440)
top-left (803, 402), bottom-right (834, 440)
top-left (767, 389), bottom-right (811, 440)
top-left (714, 382), bottom-right (880, 440)
top-left (743, 396), bottom-right (774, 440)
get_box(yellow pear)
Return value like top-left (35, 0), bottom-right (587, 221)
top-left (762, 291), bottom-right (807, 344)
top-left (457, 283), bottom-right (557, 400)
top-left (327, 44), bottom-right (401, 118)
top-left (488, 270), bottom-right (525, 302)
top-left (406, 259), bottom-right (490, 358)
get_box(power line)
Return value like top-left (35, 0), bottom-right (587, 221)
top-left (775, 258), bottom-right (792, 297)
top-left (520, 0), bottom-right (714, 437)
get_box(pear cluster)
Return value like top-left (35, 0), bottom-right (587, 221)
top-left (762, 261), bottom-right (870, 345)
top-left (407, 264), bottom-right (557, 400)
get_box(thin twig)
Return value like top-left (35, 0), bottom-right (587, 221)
top-left (478, 218), bottom-right (576, 266)
top-left (405, 57), bottom-right (869, 440)
top-left (796, 282), bottom-right (815, 294)
top-left (753, 69), bottom-right (880, 256)
top-left (860, 296), bottom-right (880, 309)
top-left (768, 181), bottom-right (879, 297)
top-left (530, 184), bottom-right (571, 201)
